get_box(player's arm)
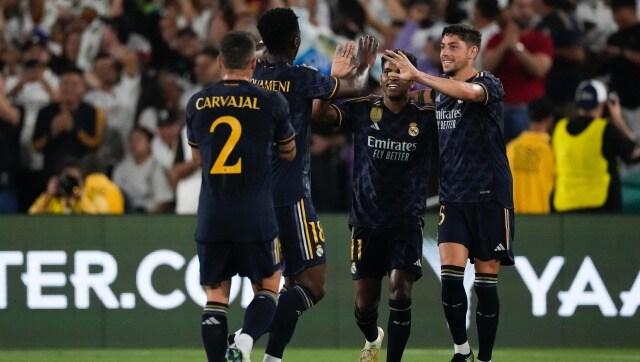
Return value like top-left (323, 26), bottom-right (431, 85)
top-left (190, 146), bottom-right (201, 165)
top-left (409, 89), bottom-right (433, 104)
top-left (276, 135), bottom-right (296, 161)
top-left (382, 49), bottom-right (485, 103)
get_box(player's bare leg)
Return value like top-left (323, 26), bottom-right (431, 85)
top-left (439, 242), bottom-right (474, 362)
top-left (387, 269), bottom-right (415, 362)
top-left (264, 263), bottom-right (326, 361)
top-left (473, 259), bottom-right (501, 362)
top-left (354, 277), bottom-right (384, 362)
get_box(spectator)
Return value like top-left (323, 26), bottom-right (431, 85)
top-left (552, 79), bottom-right (640, 213)
top-left (174, 46), bottom-right (220, 215)
top-left (79, 152), bottom-right (125, 214)
top-left (180, 46), bottom-right (220, 108)
top-left (534, 0), bottom-right (586, 118)
top-left (471, 0), bottom-right (502, 70)
top-left (0, 75), bottom-right (23, 213)
top-left (49, 31), bottom-right (82, 75)
top-left (151, 108), bottom-right (183, 173)
top-left (138, 71), bottom-right (184, 135)
top-left (172, 126), bottom-right (201, 214)
top-left (507, 96), bottom-right (555, 214)
top-left (32, 66), bottom-right (104, 184)
top-left (601, 0), bottom-right (640, 139)
top-left (84, 50), bottom-right (141, 171)
top-left (2, 0), bottom-right (59, 45)
top-left (483, 0), bottom-right (553, 143)
top-left (28, 157), bottom-right (101, 214)
top-left (112, 126), bottom-right (174, 213)
top-left (4, 38), bottom-right (60, 211)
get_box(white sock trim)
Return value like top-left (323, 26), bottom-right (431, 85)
top-left (235, 333), bottom-right (254, 355)
top-left (454, 341), bottom-right (470, 355)
top-left (263, 354), bottom-right (282, 362)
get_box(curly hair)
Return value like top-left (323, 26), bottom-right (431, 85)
top-left (257, 8), bottom-right (299, 54)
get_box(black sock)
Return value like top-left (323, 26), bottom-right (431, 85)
top-left (441, 265), bottom-right (468, 345)
top-left (475, 273), bottom-right (499, 362)
top-left (265, 284), bottom-right (316, 358)
top-left (355, 306), bottom-right (379, 342)
top-left (242, 289), bottom-right (278, 342)
top-left (387, 298), bottom-right (411, 362)
top-left (201, 301), bottom-right (228, 362)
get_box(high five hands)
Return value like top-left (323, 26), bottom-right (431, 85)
top-left (331, 35), bottom-right (379, 78)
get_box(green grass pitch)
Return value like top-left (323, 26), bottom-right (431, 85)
top-left (1, 348), bottom-right (639, 361)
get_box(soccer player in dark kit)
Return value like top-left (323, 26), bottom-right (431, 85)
top-left (253, 8), bottom-right (377, 362)
top-left (185, 31), bottom-right (296, 362)
top-left (383, 24), bottom-right (515, 362)
top-left (320, 50), bottom-right (438, 362)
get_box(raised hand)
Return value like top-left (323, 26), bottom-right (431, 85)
top-left (331, 40), bottom-right (356, 78)
top-left (355, 35), bottom-right (379, 73)
top-left (382, 49), bottom-right (418, 81)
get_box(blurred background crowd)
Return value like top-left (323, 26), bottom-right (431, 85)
top-left (1, 0), bottom-right (640, 215)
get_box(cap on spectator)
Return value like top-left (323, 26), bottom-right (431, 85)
top-left (157, 108), bottom-right (180, 127)
top-left (22, 32), bottom-right (48, 51)
top-left (575, 79), bottom-right (607, 111)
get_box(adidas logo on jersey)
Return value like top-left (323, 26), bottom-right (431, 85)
top-left (371, 122), bottom-right (380, 130)
top-left (413, 259), bottom-right (422, 267)
top-left (494, 243), bottom-right (506, 251)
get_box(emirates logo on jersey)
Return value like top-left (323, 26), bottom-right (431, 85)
top-left (408, 122), bottom-right (419, 137)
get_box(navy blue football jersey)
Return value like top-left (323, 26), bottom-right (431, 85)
top-left (433, 71), bottom-right (513, 208)
top-left (186, 80), bottom-right (295, 243)
top-left (332, 96), bottom-right (437, 228)
top-left (252, 60), bottom-right (339, 207)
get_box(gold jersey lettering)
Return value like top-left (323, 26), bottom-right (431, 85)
top-left (252, 79), bottom-right (291, 93)
top-left (194, 96), bottom-right (261, 110)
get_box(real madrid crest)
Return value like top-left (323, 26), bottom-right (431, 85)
top-left (408, 122), bottom-right (419, 137)
top-left (370, 107), bottom-right (383, 123)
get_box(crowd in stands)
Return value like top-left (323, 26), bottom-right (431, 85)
top-left (1, 0), bottom-right (640, 215)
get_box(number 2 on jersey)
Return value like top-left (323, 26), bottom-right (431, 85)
top-left (209, 116), bottom-right (242, 174)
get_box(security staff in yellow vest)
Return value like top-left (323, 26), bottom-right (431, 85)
top-left (552, 79), bottom-right (640, 213)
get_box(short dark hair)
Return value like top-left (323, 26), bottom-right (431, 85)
top-left (475, 0), bottom-right (500, 20)
top-left (220, 31), bottom-right (256, 70)
top-left (80, 152), bottom-right (107, 176)
top-left (611, 0), bottom-right (636, 9)
top-left (527, 96), bottom-right (555, 122)
top-left (442, 23), bottom-right (482, 48)
top-left (257, 7), bottom-right (299, 54)
top-left (198, 46), bottom-right (220, 59)
top-left (381, 49), bottom-right (418, 71)
top-left (60, 65), bottom-right (84, 78)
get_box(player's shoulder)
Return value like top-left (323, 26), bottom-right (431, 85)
top-left (473, 71), bottom-right (503, 90)
top-left (473, 71), bottom-right (500, 82)
top-left (345, 94), bottom-right (382, 105)
top-left (410, 99), bottom-right (435, 111)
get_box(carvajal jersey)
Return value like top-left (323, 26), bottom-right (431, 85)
top-left (433, 71), bottom-right (513, 208)
top-left (252, 60), bottom-right (339, 207)
top-left (186, 80), bottom-right (295, 243)
top-left (332, 96), bottom-right (437, 228)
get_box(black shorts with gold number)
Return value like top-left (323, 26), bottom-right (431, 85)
top-left (276, 197), bottom-right (326, 277)
top-left (437, 200), bottom-right (515, 265)
top-left (350, 223), bottom-right (423, 281)
top-left (198, 238), bottom-right (281, 286)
